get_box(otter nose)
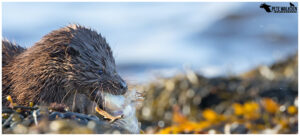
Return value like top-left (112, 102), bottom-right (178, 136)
top-left (119, 81), bottom-right (127, 95)
top-left (120, 81), bottom-right (127, 90)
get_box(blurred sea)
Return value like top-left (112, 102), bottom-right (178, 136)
top-left (2, 2), bottom-right (298, 83)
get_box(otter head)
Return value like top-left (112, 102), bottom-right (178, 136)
top-left (56, 25), bottom-right (128, 110)
top-left (7, 24), bottom-right (127, 113)
top-left (59, 25), bottom-right (128, 95)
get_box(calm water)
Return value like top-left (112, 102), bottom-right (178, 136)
top-left (2, 2), bottom-right (298, 83)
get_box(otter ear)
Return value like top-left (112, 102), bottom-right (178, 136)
top-left (66, 46), bottom-right (80, 57)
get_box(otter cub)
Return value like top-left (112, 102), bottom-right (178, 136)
top-left (2, 25), bottom-right (139, 133)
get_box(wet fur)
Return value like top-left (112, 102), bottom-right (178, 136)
top-left (2, 39), bottom-right (25, 67)
top-left (2, 24), bottom-right (127, 113)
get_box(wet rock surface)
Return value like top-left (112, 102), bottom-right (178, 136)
top-left (2, 105), bottom-right (128, 134)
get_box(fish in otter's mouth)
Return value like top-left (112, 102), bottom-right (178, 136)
top-left (101, 90), bottom-right (143, 133)
top-left (88, 89), bottom-right (143, 134)
top-left (85, 78), bottom-right (128, 113)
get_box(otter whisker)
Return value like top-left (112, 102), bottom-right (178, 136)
top-left (92, 94), bottom-right (98, 113)
top-left (72, 90), bottom-right (77, 112)
top-left (107, 80), bottom-right (115, 88)
top-left (61, 89), bottom-right (72, 103)
top-left (101, 85), bottom-right (105, 111)
top-left (93, 89), bottom-right (98, 104)
top-left (95, 86), bottom-right (103, 107)
top-left (111, 83), bottom-right (119, 90)
top-left (108, 80), bottom-right (118, 90)
top-left (107, 86), bottom-right (114, 95)
top-left (96, 94), bottom-right (102, 110)
top-left (89, 87), bottom-right (97, 97)
top-left (89, 86), bottom-right (98, 113)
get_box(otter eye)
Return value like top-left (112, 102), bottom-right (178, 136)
top-left (98, 69), bottom-right (104, 75)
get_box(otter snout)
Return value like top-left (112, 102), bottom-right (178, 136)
top-left (119, 80), bottom-right (128, 94)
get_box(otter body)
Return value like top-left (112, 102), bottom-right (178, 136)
top-left (2, 25), bottom-right (139, 133)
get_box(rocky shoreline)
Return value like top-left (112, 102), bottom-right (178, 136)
top-left (2, 54), bottom-right (298, 134)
